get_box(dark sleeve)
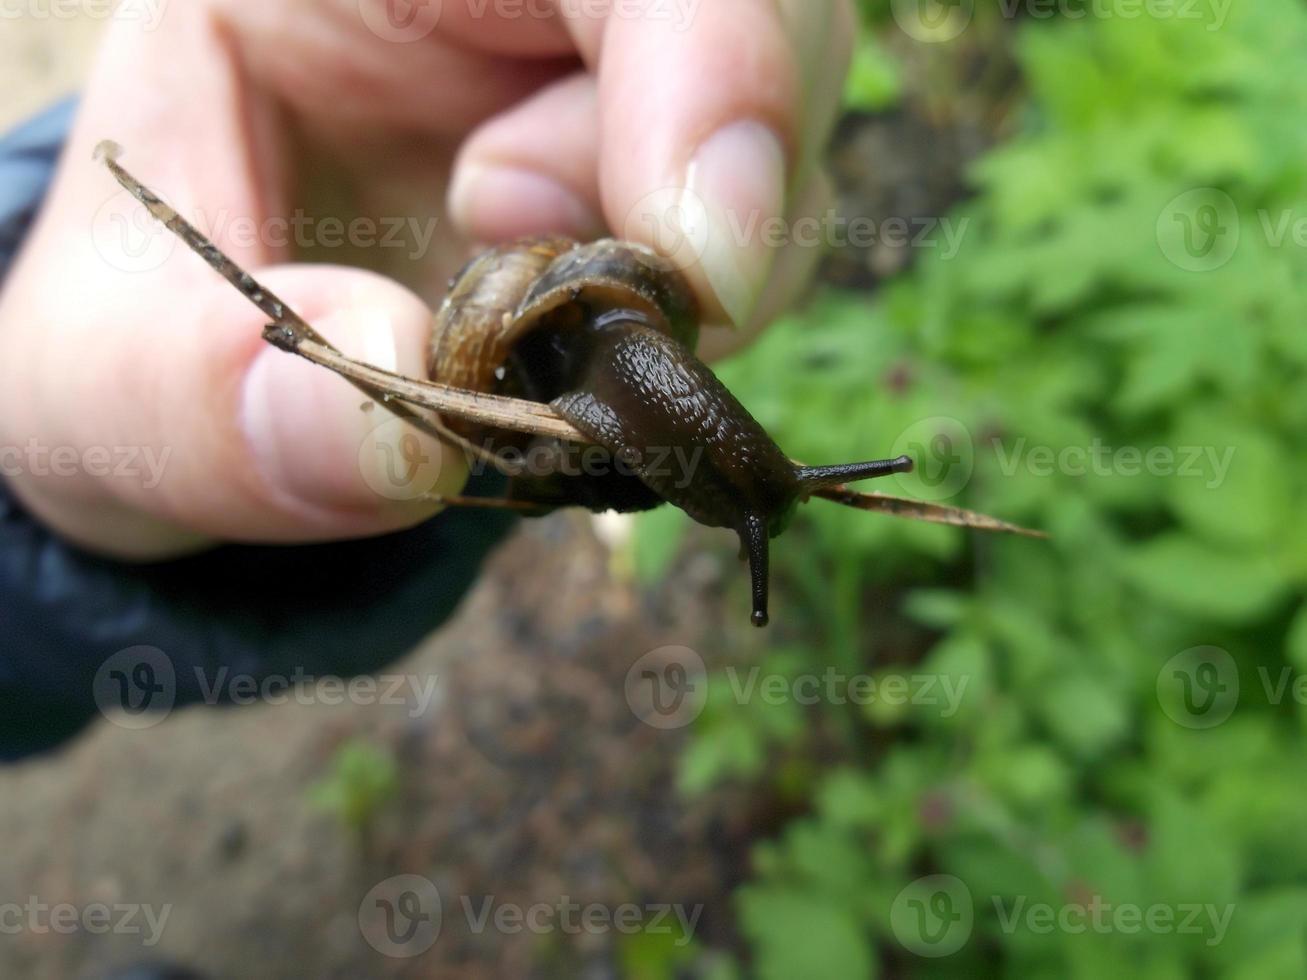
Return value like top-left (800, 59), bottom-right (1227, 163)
top-left (0, 99), bottom-right (516, 760)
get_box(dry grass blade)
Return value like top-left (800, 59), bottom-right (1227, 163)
top-left (290, 338), bottom-right (584, 443)
top-left (813, 486), bottom-right (1049, 538)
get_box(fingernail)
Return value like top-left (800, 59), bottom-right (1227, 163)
top-left (449, 164), bottom-right (603, 240)
top-left (685, 121), bottom-right (787, 326)
top-left (241, 307), bottom-right (446, 517)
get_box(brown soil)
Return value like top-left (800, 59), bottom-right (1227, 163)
top-left (0, 513), bottom-right (764, 979)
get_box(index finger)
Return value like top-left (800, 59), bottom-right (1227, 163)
top-left (562, 0), bottom-right (802, 327)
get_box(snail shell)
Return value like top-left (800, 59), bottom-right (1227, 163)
top-left (428, 237), bottom-right (699, 444)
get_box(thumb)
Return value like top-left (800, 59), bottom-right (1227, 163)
top-left (238, 265), bottom-right (467, 537)
top-left (1, 263), bottom-right (465, 559)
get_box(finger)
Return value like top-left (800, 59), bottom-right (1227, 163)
top-left (562, 0), bottom-right (801, 327)
top-left (1, 262), bottom-right (464, 558)
top-left (697, 170), bottom-right (835, 362)
top-left (448, 72), bottom-right (606, 242)
top-left (216, 0), bottom-right (578, 138)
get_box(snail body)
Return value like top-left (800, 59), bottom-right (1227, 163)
top-left (429, 238), bottom-right (912, 627)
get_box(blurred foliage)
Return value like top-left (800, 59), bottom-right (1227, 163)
top-left (309, 737), bottom-right (399, 838)
top-left (640, 0), bottom-right (1307, 976)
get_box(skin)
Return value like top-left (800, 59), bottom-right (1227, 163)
top-left (0, 0), bottom-right (854, 559)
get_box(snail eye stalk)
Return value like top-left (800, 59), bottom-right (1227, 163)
top-left (795, 455), bottom-right (914, 491)
top-left (741, 513), bottom-right (770, 628)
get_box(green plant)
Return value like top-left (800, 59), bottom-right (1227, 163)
top-left (309, 737), bottom-right (400, 837)
top-left (651, 2), bottom-right (1307, 976)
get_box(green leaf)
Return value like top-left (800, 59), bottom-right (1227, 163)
top-left (1036, 673), bottom-right (1130, 760)
top-left (817, 769), bottom-right (883, 829)
top-left (1166, 415), bottom-right (1288, 547)
top-left (736, 888), bottom-right (876, 980)
top-left (1120, 534), bottom-right (1288, 623)
top-left (843, 37), bottom-right (900, 111)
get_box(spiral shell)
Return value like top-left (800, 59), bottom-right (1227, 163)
top-left (428, 237), bottom-right (699, 442)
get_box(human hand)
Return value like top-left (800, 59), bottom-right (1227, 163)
top-left (0, 0), bottom-right (854, 559)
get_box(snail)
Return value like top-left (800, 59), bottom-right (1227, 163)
top-left (95, 142), bottom-right (1044, 630)
top-left (427, 237), bottom-right (914, 626)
